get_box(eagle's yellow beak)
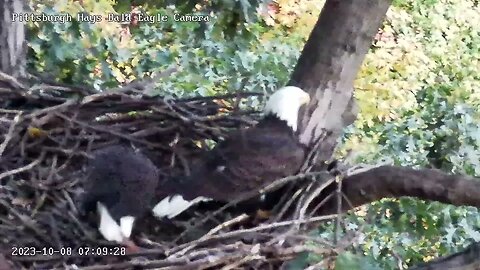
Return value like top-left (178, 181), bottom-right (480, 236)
top-left (301, 92), bottom-right (311, 105)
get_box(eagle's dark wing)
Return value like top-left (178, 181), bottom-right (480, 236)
top-left (110, 159), bottom-right (158, 219)
top-left (80, 155), bottom-right (122, 215)
top-left (80, 146), bottom-right (159, 220)
top-left (184, 123), bottom-right (305, 201)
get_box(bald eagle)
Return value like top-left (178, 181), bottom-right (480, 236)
top-left (80, 145), bottom-right (159, 249)
top-left (152, 86), bottom-right (310, 219)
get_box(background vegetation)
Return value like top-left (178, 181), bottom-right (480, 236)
top-left (26, 0), bottom-right (480, 268)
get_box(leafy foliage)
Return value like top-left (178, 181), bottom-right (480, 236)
top-left (335, 251), bottom-right (382, 270)
top-left (28, 0), bottom-right (303, 101)
top-left (344, 85), bottom-right (480, 269)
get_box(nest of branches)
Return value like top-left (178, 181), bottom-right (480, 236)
top-left (0, 73), bottom-right (353, 269)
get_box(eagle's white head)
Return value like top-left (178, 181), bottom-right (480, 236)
top-left (263, 86), bottom-right (310, 132)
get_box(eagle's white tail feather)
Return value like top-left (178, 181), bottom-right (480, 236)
top-left (119, 216), bottom-right (135, 238)
top-left (152, 195), bottom-right (211, 219)
top-left (97, 202), bottom-right (123, 243)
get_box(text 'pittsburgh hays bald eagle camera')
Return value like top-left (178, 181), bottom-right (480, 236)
top-left (80, 86), bottom-right (311, 246)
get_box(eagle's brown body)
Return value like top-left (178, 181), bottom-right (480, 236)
top-left (152, 86), bottom-right (310, 219)
top-left (186, 115), bottom-right (305, 201)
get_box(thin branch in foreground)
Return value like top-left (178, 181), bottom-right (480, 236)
top-left (0, 151), bottom-right (45, 181)
top-left (173, 171), bottom-right (331, 243)
top-left (0, 112), bottom-right (22, 157)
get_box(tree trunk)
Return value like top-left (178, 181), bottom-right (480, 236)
top-left (0, 0), bottom-right (26, 77)
top-left (289, 0), bottom-right (392, 163)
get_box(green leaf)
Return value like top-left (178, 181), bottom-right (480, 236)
top-left (335, 252), bottom-right (383, 270)
top-left (284, 252), bottom-right (310, 270)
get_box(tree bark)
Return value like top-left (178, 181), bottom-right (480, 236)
top-left (410, 242), bottom-right (480, 270)
top-left (312, 166), bottom-right (480, 215)
top-left (0, 0), bottom-right (26, 77)
top-left (289, 0), bottom-right (392, 162)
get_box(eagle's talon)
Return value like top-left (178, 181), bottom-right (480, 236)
top-left (123, 239), bottom-right (141, 254)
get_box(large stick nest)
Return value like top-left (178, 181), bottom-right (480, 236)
top-left (0, 74), bottom-right (348, 269)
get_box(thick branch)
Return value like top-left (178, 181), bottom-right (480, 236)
top-left (315, 166), bottom-right (480, 215)
top-left (410, 242), bottom-right (480, 270)
top-left (289, 0), bottom-right (391, 159)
